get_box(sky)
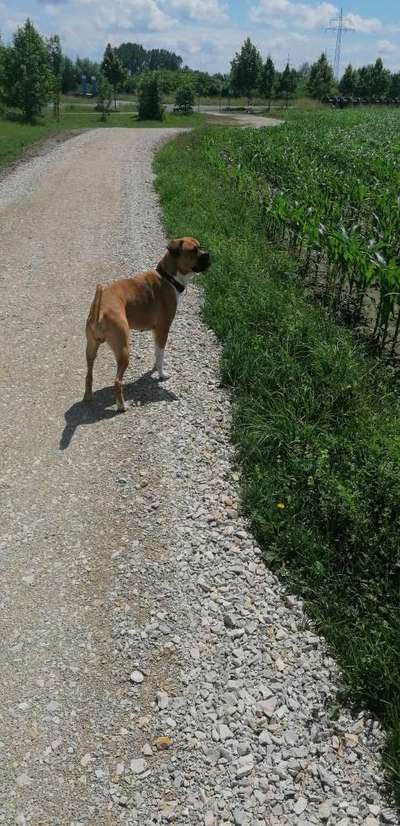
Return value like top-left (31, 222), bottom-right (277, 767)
top-left (1, 0), bottom-right (399, 74)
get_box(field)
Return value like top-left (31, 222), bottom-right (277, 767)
top-left (155, 110), bottom-right (400, 803)
top-left (204, 108), bottom-right (400, 355)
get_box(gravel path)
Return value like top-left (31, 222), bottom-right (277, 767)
top-left (202, 112), bottom-right (283, 128)
top-left (0, 129), bottom-right (396, 826)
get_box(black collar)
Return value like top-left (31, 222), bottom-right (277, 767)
top-left (156, 264), bottom-right (185, 294)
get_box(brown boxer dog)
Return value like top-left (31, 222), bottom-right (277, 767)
top-left (84, 237), bottom-right (211, 411)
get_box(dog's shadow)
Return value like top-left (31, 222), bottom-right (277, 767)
top-left (60, 371), bottom-right (178, 450)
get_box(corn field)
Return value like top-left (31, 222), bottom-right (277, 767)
top-left (205, 109), bottom-right (400, 356)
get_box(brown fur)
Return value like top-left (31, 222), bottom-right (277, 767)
top-left (84, 236), bottom-right (210, 410)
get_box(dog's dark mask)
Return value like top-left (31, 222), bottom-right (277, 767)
top-left (193, 251), bottom-right (211, 273)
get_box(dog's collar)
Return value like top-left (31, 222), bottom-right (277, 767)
top-left (156, 264), bottom-right (185, 294)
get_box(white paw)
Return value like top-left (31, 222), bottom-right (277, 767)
top-left (116, 400), bottom-right (127, 412)
top-left (158, 371), bottom-right (169, 382)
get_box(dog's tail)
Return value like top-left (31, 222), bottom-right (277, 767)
top-left (87, 284), bottom-right (103, 330)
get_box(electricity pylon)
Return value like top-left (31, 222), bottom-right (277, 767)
top-left (326, 8), bottom-right (355, 80)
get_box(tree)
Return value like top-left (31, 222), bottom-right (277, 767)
top-left (298, 62), bottom-right (310, 79)
top-left (175, 85), bottom-right (194, 114)
top-left (61, 56), bottom-right (79, 93)
top-left (339, 64), bottom-right (358, 97)
top-left (147, 48), bottom-right (182, 72)
top-left (46, 34), bottom-right (62, 120)
top-left (101, 43), bottom-right (127, 110)
top-left (137, 73), bottom-right (163, 121)
top-left (389, 72), bottom-right (400, 99)
top-left (307, 53), bottom-right (335, 100)
top-left (277, 63), bottom-right (298, 108)
top-left (75, 57), bottom-right (100, 81)
top-left (0, 34), bottom-right (5, 108)
top-left (355, 59), bottom-right (390, 100)
top-left (96, 74), bottom-right (113, 121)
top-left (371, 57), bottom-right (390, 98)
top-left (115, 43), bottom-right (182, 75)
top-left (116, 43), bottom-right (147, 75)
top-left (0, 19), bottom-right (50, 121)
top-left (230, 38), bottom-right (262, 105)
top-left (259, 56), bottom-right (275, 111)
top-left (356, 64), bottom-right (374, 99)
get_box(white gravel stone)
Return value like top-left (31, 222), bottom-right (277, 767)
top-left (157, 690), bottom-right (170, 709)
top-left (293, 797), bottom-right (308, 815)
top-left (319, 800), bottom-right (333, 820)
top-left (15, 774), bottom-right (31, 788)
top-left (130, 759), bottom-right (147, 775)
top-left (218, 724), bottom-right (233, 742)
top-left (130, 670), bottom-right (145, 684)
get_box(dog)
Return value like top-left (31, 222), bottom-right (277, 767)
top-left (84, 237), bottom-right (211, 411)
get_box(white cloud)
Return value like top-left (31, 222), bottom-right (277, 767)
top-left (377, 39), bottom-right (396, 54)
top-left (0, 2), bottom-right (29, 37)
top-left (345, 13), bottom-right (381, 34)
top-left (33, 0), bottom-right (176, 58)
top-left (250, 1), bottom-right (381, 35)
top-left (163, 0), bottom-right (228, 22)
top-left (250, 0), bottom-right (336, 30)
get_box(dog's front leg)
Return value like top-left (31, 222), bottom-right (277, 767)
top-left (152, 327), bottom-right (169, 381)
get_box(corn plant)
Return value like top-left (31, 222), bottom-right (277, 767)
top-left (206, 109), bottom-right (400, 357)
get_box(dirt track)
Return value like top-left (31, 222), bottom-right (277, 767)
top-left (0, 128), bottom-right (187, 823)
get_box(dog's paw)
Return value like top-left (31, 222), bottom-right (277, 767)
top-left (158, 371), bottom-right (169, 382)
top-left (116, 400), bottom-right (127, 413)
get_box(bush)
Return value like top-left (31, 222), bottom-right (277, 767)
top-left (138, 74), bottom-right (163, 121)
top-left (175, 85), bottom-right (194, 114)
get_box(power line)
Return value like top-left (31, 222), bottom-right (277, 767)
top-left (326, 7), bottom-right (355, 80)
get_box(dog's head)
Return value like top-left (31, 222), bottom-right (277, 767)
top-left (164, 237), bottom-right (211, 276)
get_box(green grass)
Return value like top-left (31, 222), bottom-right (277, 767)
top-left (155, 126), bottom-right (400, 806)
top-left (0, 111), bottom-right (205, 170)
top-left (47, 111), bottom-right (204, 129)
top-left (0, 119), bottom-right (51, 169)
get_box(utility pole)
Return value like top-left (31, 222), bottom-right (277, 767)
top-left (326, 8), bottom-right (354, 80)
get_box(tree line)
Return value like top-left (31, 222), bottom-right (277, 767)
top-left (1, 19), bottom-right (400, 123)
top-left (230, 39), bottom-right (400, 105)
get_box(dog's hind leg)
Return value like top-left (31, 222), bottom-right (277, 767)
top-left (84, 331), bottom-right (101, 402)
top-left (107, 322), bottom-right (130, 412)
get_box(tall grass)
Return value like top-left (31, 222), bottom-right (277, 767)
top-left (155, 126), bottom-right (400, 805)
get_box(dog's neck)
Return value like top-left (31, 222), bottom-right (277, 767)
top-left (156, 259), bottom-right (194, 294)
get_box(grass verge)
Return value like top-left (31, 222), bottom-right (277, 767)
top-left (155, 127), bottom-right (400, 805)
top-left (0, 120), bottom-right (51, 170)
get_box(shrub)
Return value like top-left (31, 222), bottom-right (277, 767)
top-left (96, 74), bottom-right (113, 121)
top-left (138, 73), bottom-right (164, 121)
top-left (175, 85), bottom-right (194, 114)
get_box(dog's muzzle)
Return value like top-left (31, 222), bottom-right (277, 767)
top-left (193, 251), bottom-right (211, 273)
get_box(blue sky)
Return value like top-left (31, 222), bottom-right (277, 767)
top-left (1, 0), bottom-right (399, 74)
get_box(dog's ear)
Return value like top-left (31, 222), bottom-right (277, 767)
top-left (167, 239), bottom-right (181, 256)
